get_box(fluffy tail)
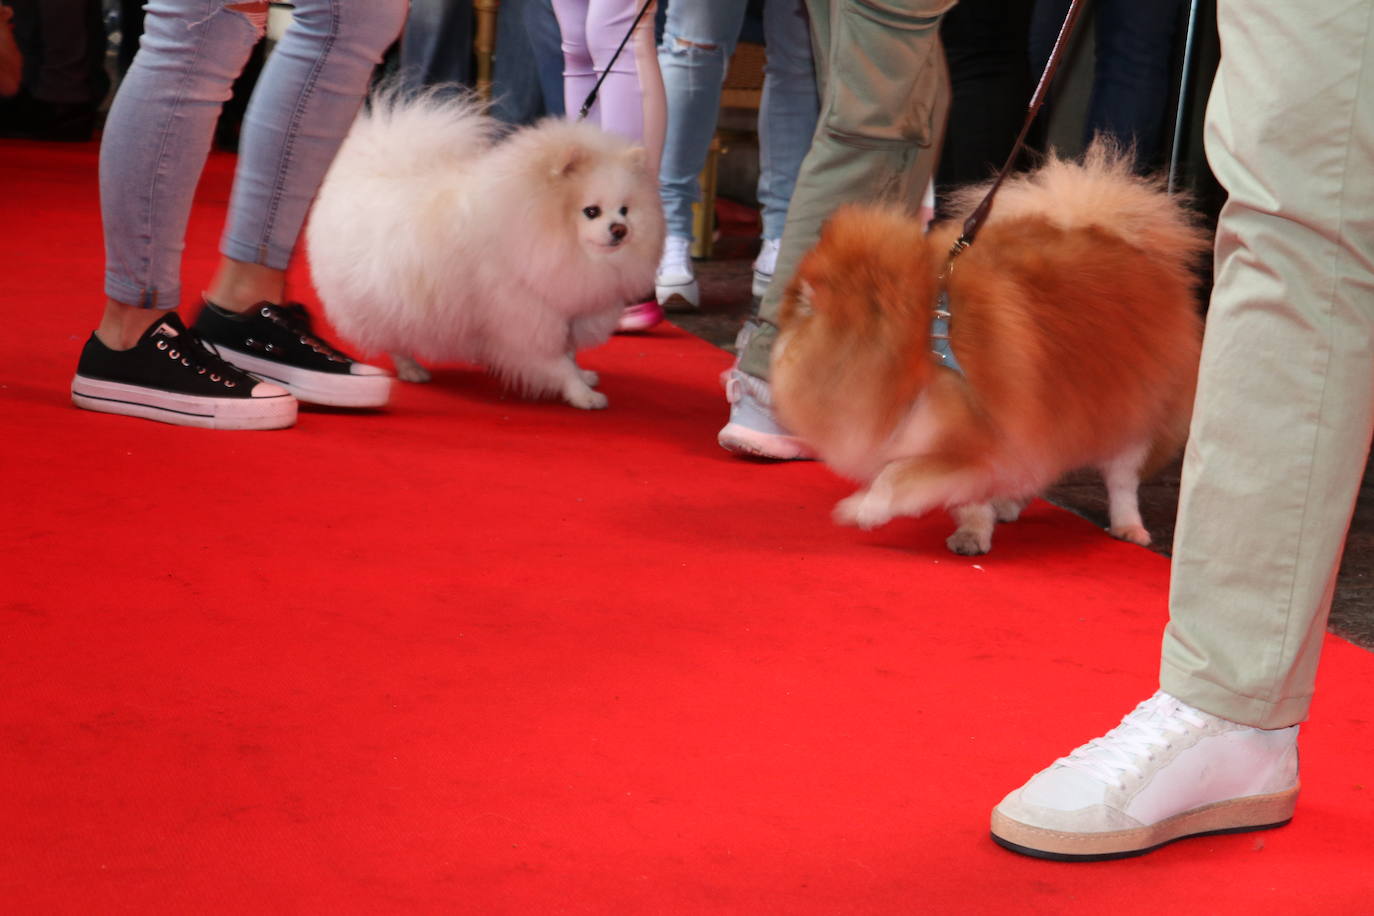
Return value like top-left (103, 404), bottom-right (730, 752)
top-left (331, 82), bottom-right (500, 179)
top-left (943, 137), bottom-right (1211, 275)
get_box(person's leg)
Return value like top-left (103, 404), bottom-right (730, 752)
top-left (752, 0), bottom-right (819, 296)
top-left (195, 0), bottom-right (404, 408)
top-left (654, 0), bottom-right (747, 308)
top-left (552, 0), bottom-right (595, 121)
top-left (936, 0), bottom-right (1033, 193)
top-left (77, 0), bottom-right (297, 429)
top-left (1160, 0), bottom-right (1374, 730)
top-left (214, 0), bottom-right (405, 301)
top-left (991, 0), bottom-right (1374, 860)
top-left (490, 0), bottom-right (546, 125)
top-left (522, 0), bottom-right (567, 117)
top-left (1085, 0), bottom-right (1185, 169)
top-left (397, 0), bottom-right (476, 92)
top-left (575, 0), bottom-right (666, 332)
top-left (98, 0), bottom-right (264, 336)
top-left (657, 0), bottom-right (745, 242)
top-left (756, 0), bottom-right (818, 242)
top-left (722, 0), bottom-right (953, 458)
top-left (583, 0), bottom-right (663, 167)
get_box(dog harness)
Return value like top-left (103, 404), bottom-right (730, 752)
top-left (930, 290), bottom-right (965, 377)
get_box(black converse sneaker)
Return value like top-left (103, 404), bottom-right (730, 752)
top-left (71, 312), bottom-right (297, 430)
top-left (193, 300), bottom-right (391, 408)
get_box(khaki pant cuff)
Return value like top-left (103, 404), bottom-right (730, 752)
top-left (737, 323), bottom-right (777, 380)
top-left (1160, 662), bottom-right (1312, 729)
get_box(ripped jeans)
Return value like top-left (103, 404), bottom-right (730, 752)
top-left (657, 0), bottom-right (818, 242)
top-left (100, 0), bottom-right (406, 309)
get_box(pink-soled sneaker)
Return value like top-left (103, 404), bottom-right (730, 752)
top-left (616, 298), bottom-right (665, 333)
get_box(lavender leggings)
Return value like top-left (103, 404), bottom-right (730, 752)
top-left (551, 0), bottom-right (664, 173)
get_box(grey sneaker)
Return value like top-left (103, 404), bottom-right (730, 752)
top-left (991, 691), bottom-right (1300, 861)
top-left (717, 366), bottom-right (814, 460)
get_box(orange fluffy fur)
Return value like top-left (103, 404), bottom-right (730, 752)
top-left (771, 142), bottom-right (1209, 555)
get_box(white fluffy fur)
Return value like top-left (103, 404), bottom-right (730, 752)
top-left (306, 90), bottom-right (664, 408)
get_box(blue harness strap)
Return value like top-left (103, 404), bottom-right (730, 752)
top-left (929, 289), bottom-right (965, 376)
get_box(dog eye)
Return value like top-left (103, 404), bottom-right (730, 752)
top-left (582, 206), bottom-right (601, 220)
top-left (619, 206), bottom-right (628, 216)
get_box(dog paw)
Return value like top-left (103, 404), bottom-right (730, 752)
top-left (579, 368), bottom-right (600, 387)
top-left (392, 353), bottom-right (431, 383)
top-left (564, 386), bottom-right (609, 410)
top-left (1109, 523), bottom-right (1152, 547)
top-left (946, 529), bottom-right (991, 556)
top-left (992, 498), bottom-right (1026, 523)
top-left (833, 493), bottom-right (891, 531)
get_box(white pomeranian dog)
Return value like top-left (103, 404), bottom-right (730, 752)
top-left (306, 90), bottom-right (665, 409)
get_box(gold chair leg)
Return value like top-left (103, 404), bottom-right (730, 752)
top-left (473, 0), bottom-right (499, 100)
top-left (691, 134), bottom-right (723, 260)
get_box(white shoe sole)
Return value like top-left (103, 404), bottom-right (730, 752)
top-left (990, 785), bottom-right (1300, 861)
top-left (655, 277), bottom-right (700, 309)
top-left (717, 422), bottom-right (815, 460)
top-left (72, 375), bottom-right (297, 430)
top-left (215, 346), bottom-right (392, 408)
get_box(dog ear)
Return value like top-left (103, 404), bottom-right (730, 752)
top-left (551, 144), bottom-right (585, 178)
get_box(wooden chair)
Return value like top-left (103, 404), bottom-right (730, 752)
top-left (474, 0), bottom-right (499, 98)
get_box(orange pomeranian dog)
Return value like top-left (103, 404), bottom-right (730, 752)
top-left (771, 142), bottom-right (1209, 555)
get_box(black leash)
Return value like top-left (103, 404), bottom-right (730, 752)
top-left (576, 0), bottom-right (656, 122)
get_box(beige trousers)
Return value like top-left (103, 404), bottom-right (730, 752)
top-left (1160, 0), bottom-right (1374, 728)
top-left (738, 0), bottom-right (954, 378)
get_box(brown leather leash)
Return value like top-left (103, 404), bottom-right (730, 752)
top-left (948, 0), bottom-right (1091, 258)
top-left (931, 0), bottom-right (1090, 375)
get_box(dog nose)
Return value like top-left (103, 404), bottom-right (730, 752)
top-left (609, 222), bottom-right (627, 242)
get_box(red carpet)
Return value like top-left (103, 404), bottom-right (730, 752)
top-left (2, 140), bottom-right (1371, 914)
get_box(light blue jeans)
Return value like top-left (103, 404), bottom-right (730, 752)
top-left (101, 0), bottom-right (406, 309)
top-left (657, 0), bottom-right (818, 242)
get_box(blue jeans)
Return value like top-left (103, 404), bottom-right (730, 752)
top-left (490, 0), bottom-right (566, 124)
top-left (398, 0), bottom-right (474, 91)
top-left (100, 0), bottom-right (405, 309)
top-left (657, 0), bottom-right (818, 241)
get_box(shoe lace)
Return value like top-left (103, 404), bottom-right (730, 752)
top-left (1056, 692), bottom-right (1209, 788)
top-left (262, 303), bottom-right (350, 364)
top-left (156, 329), bottom-right (253, 389)
top-left (721, 366), bottom-right (772, 409)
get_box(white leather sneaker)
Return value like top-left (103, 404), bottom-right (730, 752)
top-left (655, 235), bottom-right (699, 308)
top-left (991, 691), bottom-right (1300, 860)
top-left (751, 237), bottom-right (781, 299)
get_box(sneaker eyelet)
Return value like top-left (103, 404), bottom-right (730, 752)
top-left (198, 368), bottom-right (207, 375)
top-left (168, 349), bottom-right (179, 359)
top-left (260, 306), bottom-right (272, 317)
top-left (156, 340), bottom-right (168, 350)
top-left (225, 379), bottom-right (236, 388)
top-left (210, 373), bottom-right (221, 382)
top-left (181, 358), bottom-right (190, 366)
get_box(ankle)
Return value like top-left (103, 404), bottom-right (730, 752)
top-left (205, 257), bottom-right (286, 313)
top-left (94, 299), bottom-right (165, 350)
